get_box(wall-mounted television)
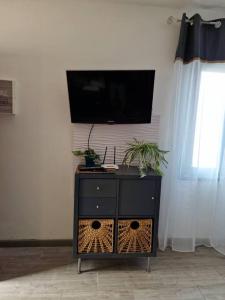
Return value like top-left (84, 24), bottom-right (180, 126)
top-left (66, 70), bottom-right (155, 124)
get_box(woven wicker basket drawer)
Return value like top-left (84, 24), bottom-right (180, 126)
top-left (79, 179), bottom-right (117, 198)
top-left (117, 219), bottom-right (152, 253)
top-left (78, 219), bottom-right (114, 254)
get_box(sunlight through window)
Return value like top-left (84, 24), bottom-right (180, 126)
top-left (192, 71), bottom-right (225, 169)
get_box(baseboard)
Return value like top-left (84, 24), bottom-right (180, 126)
top-left (0, 239), bottom-right (73, 247)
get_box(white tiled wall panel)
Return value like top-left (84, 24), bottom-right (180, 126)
top-left (72, 115), bottom-right (160, 165)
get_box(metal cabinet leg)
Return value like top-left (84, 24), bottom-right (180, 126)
top-left (147, 257), bottom-right (151, 273)
top-left (78, 258), bottom-right (81, 274)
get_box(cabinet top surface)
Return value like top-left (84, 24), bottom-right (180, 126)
top-left (76, 165), bottom-right (161, 179)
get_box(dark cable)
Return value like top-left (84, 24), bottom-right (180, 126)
top-left (102, 146), bottom-right (108, 164)
top-left (87, 124), bottom-right (94, 149)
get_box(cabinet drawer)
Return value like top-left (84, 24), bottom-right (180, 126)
top-left (119, 179), bottom-right (156, 216)
top-left (79, 179), bottom-right (117, 198)
top-left (78, 219), bottom-right (114, 254)
top-left (117, 219), bottom-right (152, 253)
top-left (79, 197), bottom-right (116, 216)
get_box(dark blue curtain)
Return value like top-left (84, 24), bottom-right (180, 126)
top-left (175, 13), bottom-right (225, 63)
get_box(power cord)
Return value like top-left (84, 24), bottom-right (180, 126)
top-left (87, 124), bottom-right (94, 149)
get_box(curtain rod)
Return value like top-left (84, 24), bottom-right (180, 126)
top-left (167, 16), bottom-right (222, 28)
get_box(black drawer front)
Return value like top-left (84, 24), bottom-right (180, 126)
top-left (79, 179), bottom-right (117, 198)
top-left (119, 179), bottom-right (156, 216)
top-left (79, 197), bottom-right (116, 216)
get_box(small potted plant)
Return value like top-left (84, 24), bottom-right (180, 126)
top-left (123, 138), bottom-right (168, 177)
top-left (73, 148), bottom-right (100, 168)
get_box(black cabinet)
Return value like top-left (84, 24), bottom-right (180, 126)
top-left (73, 165), bottom-right (162, 273)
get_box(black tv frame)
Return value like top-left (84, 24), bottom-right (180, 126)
top-left (67, 70), bottom-right (155, 124)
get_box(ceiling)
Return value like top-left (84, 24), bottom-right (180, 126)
top-left (111, 0), bottom-right (225, 8)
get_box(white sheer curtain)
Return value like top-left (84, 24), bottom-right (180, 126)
top-left (159, 60), bottom-right (225, 255)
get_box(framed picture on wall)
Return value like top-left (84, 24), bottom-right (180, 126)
top-left (0, 80), bottom-right (15, 114)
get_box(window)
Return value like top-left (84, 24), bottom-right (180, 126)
top-left (192, 70), bottom-right (225, 172)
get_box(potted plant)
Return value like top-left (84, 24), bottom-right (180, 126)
top-left (73, 148), bottom-right (100, 168)
top-left (123, 138), bottom-right (168, 177)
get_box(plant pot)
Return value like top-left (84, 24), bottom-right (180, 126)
top-left (85, 156), bottom-right (95, 168)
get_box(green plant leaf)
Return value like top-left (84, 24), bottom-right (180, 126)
top-left (72, 148), bottom-right (100, 163)
top-left (72, 150), bottom-right (85, 156)
top-left (123, 139), bottom-right (169, 176)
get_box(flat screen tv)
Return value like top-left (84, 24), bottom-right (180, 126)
top-left (66, 70), bottom-right (155, 124)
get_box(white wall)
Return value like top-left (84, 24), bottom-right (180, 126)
top-left (0, 0), bottom-right (223, 240)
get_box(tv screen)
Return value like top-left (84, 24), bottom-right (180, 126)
top-left (66, 70), bottom-right (155, 124)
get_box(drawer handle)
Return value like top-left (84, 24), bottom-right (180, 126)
top-left (91, 220), bottom-right (101, 230)
top-left (96, 205), bottom-right (99, 209)
top-left (96, 186), bottom-right (100, 191)
top-left (152, 196), bottom-right (155, 200)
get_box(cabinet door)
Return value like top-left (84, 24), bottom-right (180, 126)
top-left (119, 179), bottom-right (156, 216)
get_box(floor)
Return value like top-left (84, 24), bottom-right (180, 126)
top-left (0, 247), bottom-right (225, 300)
